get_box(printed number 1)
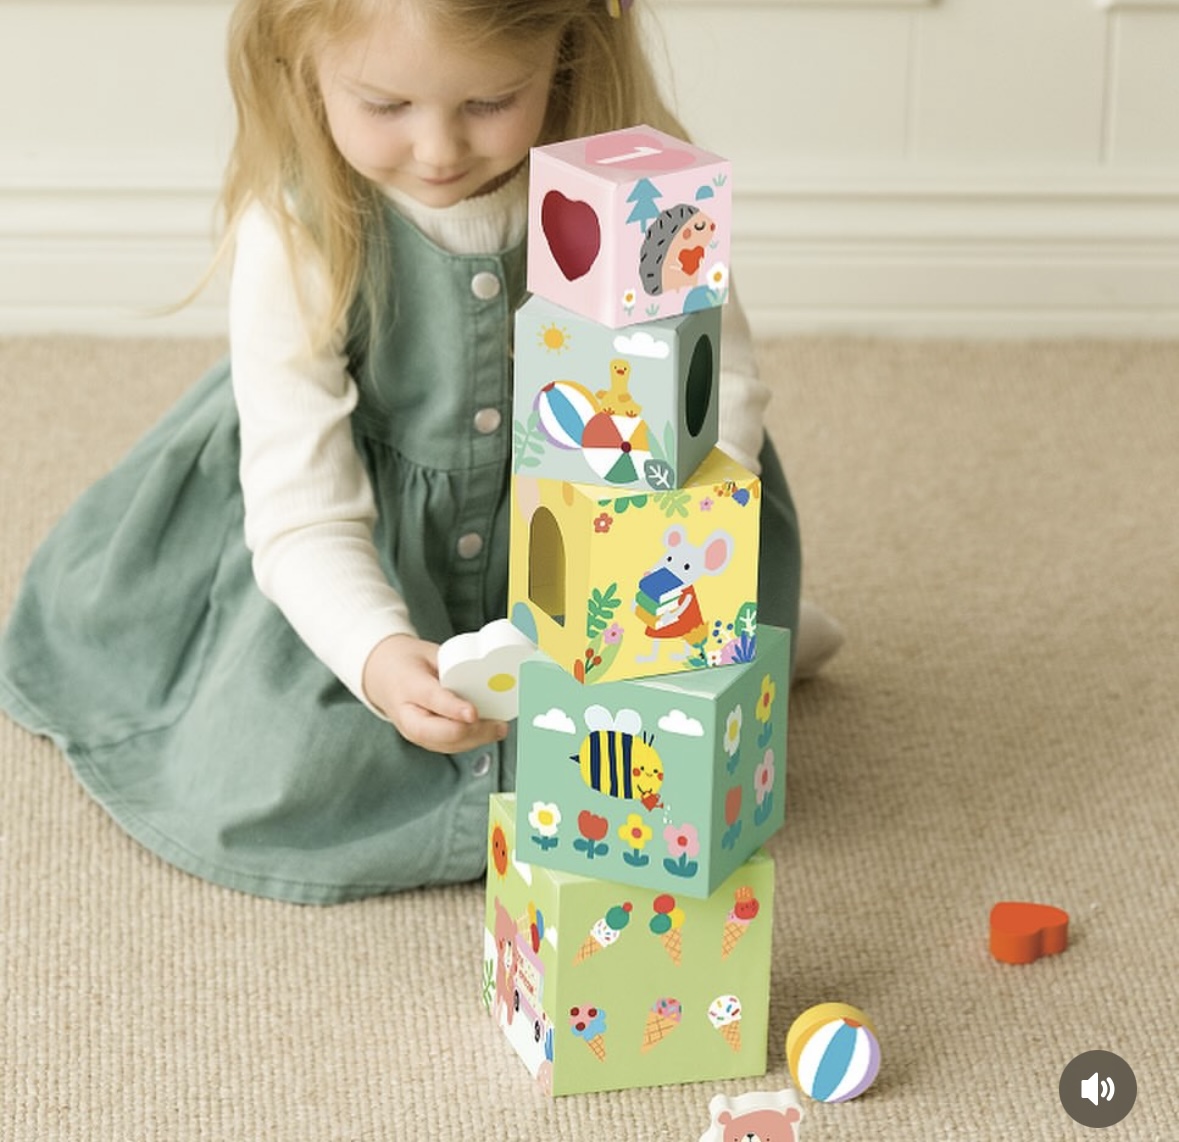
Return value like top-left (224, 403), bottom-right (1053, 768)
top-left (595, 144), bottom-right (661, 166)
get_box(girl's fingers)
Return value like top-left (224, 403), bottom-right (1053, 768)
top-left (396, 703), bottom-right (507, 753)
top-left (394, 667), bottom-right (477, 724)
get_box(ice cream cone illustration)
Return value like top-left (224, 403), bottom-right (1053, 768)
top-left (650, 893), bottom-right (685, 966)
top-left (640, 997), bottom-right (682, 1053)
top-left (573, 902), bottom-right (632, 964)
top-left (517, 901), bottom-right (545, 955)
top-left (569, 1004), bottom-right (608, 1061)
top-left (720, 885), bottom-right (760, 959)
top-left (708, 994), bottom-right (742, 1052)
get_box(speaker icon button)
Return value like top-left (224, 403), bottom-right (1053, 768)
top-left (1081, 1072), bottom-right (1116, 1106)
top-left (1060, 1050), bottom-right (1137, 1127)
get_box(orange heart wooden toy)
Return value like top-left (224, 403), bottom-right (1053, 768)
top-left (988, 901), bottom-right (1070, 964)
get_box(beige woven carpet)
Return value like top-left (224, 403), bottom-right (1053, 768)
top-left (2, 336), bottom-right (1175, 1141)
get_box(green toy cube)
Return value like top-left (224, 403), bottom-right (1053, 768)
top-left (483, 794), bottom-right (774, 1096)
top-left (513, 624), bottom-right (789, 899)
top-left (512, 294), bottom-right (720, 491)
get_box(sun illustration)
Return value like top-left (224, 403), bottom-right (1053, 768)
top-left (538, 322), bottom-right (571, 352)
top-left (490, 822), bottom-right (510, 879)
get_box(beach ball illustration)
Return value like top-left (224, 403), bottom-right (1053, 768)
top-left (580, 411), bottom-right (652, 484)
top-left (786, 1002), bottom-right (881, 1103)
top-left (535, 380), bottom-right (597, 450)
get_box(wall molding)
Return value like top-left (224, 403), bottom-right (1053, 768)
top-left (660, 0), bottom-right (935, 6)
top-left (2, 165), bottom-right (1177, 338)
top-left (734, 171), bottom-right (1179, 336)
top-left (1094, 0), bottom-right (1179, 9)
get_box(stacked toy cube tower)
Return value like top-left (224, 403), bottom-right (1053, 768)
top-left (483, 127), bottom-right (792, 1097)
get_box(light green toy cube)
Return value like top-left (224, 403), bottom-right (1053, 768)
top-left (508, 446), bottom-right (761, 685)
top-left (512, 295), bottom-right (720, 491)
top-left (483, 794), bottom-right (774, 1096)
top-left (512, 625), bottom-right (789, 898)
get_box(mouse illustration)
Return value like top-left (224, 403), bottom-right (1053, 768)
top-left (634, 524), bottom-right (733, 664)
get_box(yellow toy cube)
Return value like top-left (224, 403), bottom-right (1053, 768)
top-left (508, 448), bottom-right (760, 684)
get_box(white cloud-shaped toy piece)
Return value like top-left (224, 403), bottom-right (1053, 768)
top-left (436, 619), bottom-right (537, 721)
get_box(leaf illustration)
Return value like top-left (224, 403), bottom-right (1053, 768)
top-left (512, 413), bottom-right (547, 472)
top-left (653, 490), bottom-right (692, 518)
top-left (585, 583), bottom-right (621, 639)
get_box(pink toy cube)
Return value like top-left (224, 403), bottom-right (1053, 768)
top-left (528, 125), bottom-right (732, 329)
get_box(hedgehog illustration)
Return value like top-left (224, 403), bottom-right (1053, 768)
top-left (639, 204), bottom-right (717, 296)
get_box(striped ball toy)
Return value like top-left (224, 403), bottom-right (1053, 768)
top-left (786, 1002), bottom-right (881, 1103)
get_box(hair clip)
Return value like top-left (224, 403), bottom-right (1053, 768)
top-left (606, 0), bottom-right (635, 16)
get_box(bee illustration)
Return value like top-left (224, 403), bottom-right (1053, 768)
top-left (572, 705), bottom-right (665, 811)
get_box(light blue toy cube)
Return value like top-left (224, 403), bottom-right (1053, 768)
top-left (514, 625), bottom-right (790, 899)
top-left (512, 295), bottom-right (720, 492)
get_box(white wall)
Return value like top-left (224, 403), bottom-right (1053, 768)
top-left (1, 0), bottom-right (1177, 336)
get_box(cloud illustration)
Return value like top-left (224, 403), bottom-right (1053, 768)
top-left (532, 707), bottom-right (577, 734)
top-left (658, 709), bottom-right (705, 737)
top-left (614, 331), bottom-right (671, 359)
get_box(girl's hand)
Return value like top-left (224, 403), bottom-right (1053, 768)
top-left (362, 634), bottom-right (509, 754)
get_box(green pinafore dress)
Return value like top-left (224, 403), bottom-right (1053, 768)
top-left (0, 201), bottom-right (801, 904)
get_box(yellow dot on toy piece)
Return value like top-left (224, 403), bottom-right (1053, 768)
top-left (786, 1002), bottom-right (880, 1103)
top-left (488, 673), bottom-right (517, 693)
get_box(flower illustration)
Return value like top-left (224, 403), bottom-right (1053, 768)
top-left (593, 512), bottom-right (613, 534)
top-left (580, 811), bottom-right (608, 841)
top-left (664, 823), bottom-right (699, 858)
top-left (755, 675), bottom-right (776, 724)
top-left (618, 813), bottom-right (653, 867)
top-left (621, 287), bottom-right (637, 313)
top-left (574, 810), bottom-right (610, 860)
top-left (724, 786), bottom-right (742, 826)
top-left (528, 801), bottom-right (562, 852)
top-left (602, 622), bottom-right (624, 645)
top-left (706, 261), bottom-right (729, 293)
top-left (618, 814), bottom-right (652, 849)
top-left (722, 705), bottom-right (742, 771)
top-left (754, 750), bottom-right (776, 826)
top-left (721, 786), bottom-right (744, 850)
top-left (754, 752), bottom-right (775, 806)
top-left (662, 823), bottom-right (700, 878)
top-left (699, 496), bottom-right (714, 512)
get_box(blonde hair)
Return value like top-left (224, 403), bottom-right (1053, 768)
top-left (214, 0), bottom-right (686, 349)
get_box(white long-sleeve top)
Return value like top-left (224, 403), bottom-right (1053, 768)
top-left (229, 169), bottom-right (771, 707)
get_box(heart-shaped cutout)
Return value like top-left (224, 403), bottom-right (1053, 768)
top-left (989, 901), bottom-right (1069, 964)
top-left (541, 191), bottom-right (601, 281)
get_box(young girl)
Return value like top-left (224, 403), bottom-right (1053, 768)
top-left (0, 0), bottom-right (837, 903)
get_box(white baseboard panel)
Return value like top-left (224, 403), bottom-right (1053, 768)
top-left (0, 174), bottom-right (230, 337)
top-left (734, 172), bottom-right (1179, 338)
top-left (2, 171), bottom-right (1178, 339)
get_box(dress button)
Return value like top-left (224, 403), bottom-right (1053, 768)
top-left (473, 407), bottom-right (502, 435)
top-left (472, 752), bottom-right (493, 777)
top-left (470, 271), bottom-right (501, 300)
top-left (456, 532), bottom-right (484, 559)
